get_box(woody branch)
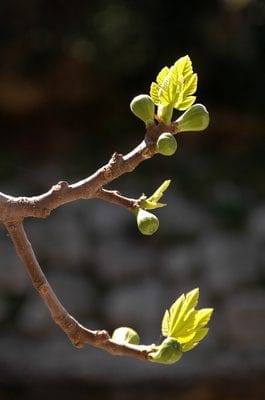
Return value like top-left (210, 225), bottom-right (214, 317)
top-left (0, 121), bottom-right (174, 361)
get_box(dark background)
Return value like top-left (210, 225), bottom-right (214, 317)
top-left (0, 0), bottom-right (264, 399)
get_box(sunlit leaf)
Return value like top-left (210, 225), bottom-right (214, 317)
top-left (194, 308), bottom-right (214, 328)
top-left (176, 96), bottom-right (196, 111)
top-left (150, 55), bottom-right (198, 115)
top-left (170, 289), bottom-right (199, 336)
top-left (150, 82), bottom-right (160, 105)
top-left (167, 294), bottom-right (185, 336)
top-left (160, 288), bottom-right (213, 353)
top-left (177, 331), bottom-right (196, 344)
top-left (148, 180), bottom-right (171, 203)
top-left (143, 200), bottom-right (167, 210)
top-left (175, 55), bottom-right (193, 79)
top-left (161, 309), bottom-right (170, 337)
top-left (181, 328), bottom-right (209, 352)
top-left (171, 310), bottom-right (196, 338)
top-left (156, 66), bottom-right (170, 85)
top-left (182, 288), bottom-right (200, 313)
top-left (183, 73), bottom-right (198, 97)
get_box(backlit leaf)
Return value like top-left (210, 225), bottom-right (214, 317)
top-left (177, 96), bottom-right (196, 111)
top-left (161, 309), bottom-right (170, 337)
top-left (181, 328), bottom-right (209, 352)
top-left (150, 82), bottom-right (160, 105)
top-left (156, 66), bottom-right (170, 85)
top-left (148, 180), bottom-right (171, 203)
top-left (194, 308), bottom-right (214, 328)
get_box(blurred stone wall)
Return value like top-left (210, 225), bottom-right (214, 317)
top-left (0, 180), bottom-right (264, 398)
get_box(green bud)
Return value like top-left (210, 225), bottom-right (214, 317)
top-left (137, 208), bottom-right (159, 236)
top-left (112, 327), bottom-right (140, 345)
top-left (149, 337), bottom-right (183, 365)
top-left (156, 132), bottom-right (177, 156)
top-left (175, 104), bottom-right (209, 132)
top-left (130, 94), bottom-right (155, 126)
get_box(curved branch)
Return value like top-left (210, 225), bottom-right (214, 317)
top-left (5, 219), bottom-right (154, 361)
top-left (0, 122), bottom-right (175, 361)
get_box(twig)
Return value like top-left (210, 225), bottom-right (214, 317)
top-left (95, 188), bottom-right (142, 211)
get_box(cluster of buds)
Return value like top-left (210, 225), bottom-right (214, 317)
top-left (129, 56), bottom-right (210, 237)
top-left (130, 94), bottom-right (209, 158)
top-left (111, 289), bottom-right (213, 365)
top-left (130, 94), bottom-right (209, 134)
top-left (130, 55), bottom-right (209, 157)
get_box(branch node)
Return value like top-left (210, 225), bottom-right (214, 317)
top-left (102, 166), bottom-right (112, 181)
top-left (53, 181), bottom-right (69, 193)
top-left (110, 152), bottom-right (123, 166)
top-left (38, 282), bottom-right (49, 295)
top-left (95, 329), bottom-right (110, 342)
top-left (142, 147), bottom-right (153, 159)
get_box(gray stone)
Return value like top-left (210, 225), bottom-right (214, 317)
top-left (0, 239), bottom-right (30, 295)
top-left (248, 205), bottom-right (265, 238)
top-left (47, 271), bottom-right (96, 316)
top-left (0, 298), bottom-right (8, 322)
top-left (17, 271), bottom-right (96, 335)
top-left (87, 200), bottom-right (129, 238)
top-left (96, 238), bottom-right (152, 282)
top-left (16, 295), bottom-right (54, 336)
top-left (160, 193), bottom-right (212, 236)
top-left (160, 243), bottom-right (204, 288)
top-left (26, 207), bottom-right (93, 270)
top-left (103, 280), bottom-right (166, 341)
top-left (222, 290), bottom-right (265, 350)
top-left (201, 232), bottom-right (258, 294)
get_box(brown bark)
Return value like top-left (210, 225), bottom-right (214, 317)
top-left (0, 121), bottom-right (174, 362)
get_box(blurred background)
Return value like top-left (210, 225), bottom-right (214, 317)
top-left (0, 0), bottom-right (264, 399)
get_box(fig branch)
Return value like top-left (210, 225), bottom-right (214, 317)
top-left (0, 55), bottom-right (213, 364)
top-left (0, 121), bottom-right (173, 362)
top-left (0, 121), bottom-right (172, 224)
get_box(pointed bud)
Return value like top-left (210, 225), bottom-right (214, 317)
top-left (137, 208), bottom-right (159, 236)
top-left (157, 104), bottom-right (173, 124)
top-left (175, 104), bottom-right (209, 132)
top-left (130, 95), bottom-right (155, 126)
top-left (112, 327), bottom-right (140, 345)
top-left (156, 132), bottom-right (177, 156)
top-left (149, 337), bottom-right (183, 365)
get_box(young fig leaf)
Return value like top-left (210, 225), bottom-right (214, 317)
top-left (140, 180), bottom-right (171, 211)
top-left (150, 55), bottom-right (198, 121)
top-left (161, 289), bottom-right (214, 352)
top-left (148, 180), bottom-right (171, 203)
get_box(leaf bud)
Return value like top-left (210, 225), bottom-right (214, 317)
top-left (137, 208), bottom-right (159, 236)
top-left (112, 327), bottom-right (140, 345)
top-left (157, 104), bottom-right (173, 124)
top-left (156, 132), bottom-right (177, 156)
top-left (149, 337), bottom-right (183, 365)
top-left (175, 104), bottom-right (209, 132)
top-left (130, 94), bottom-right (155, 126)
